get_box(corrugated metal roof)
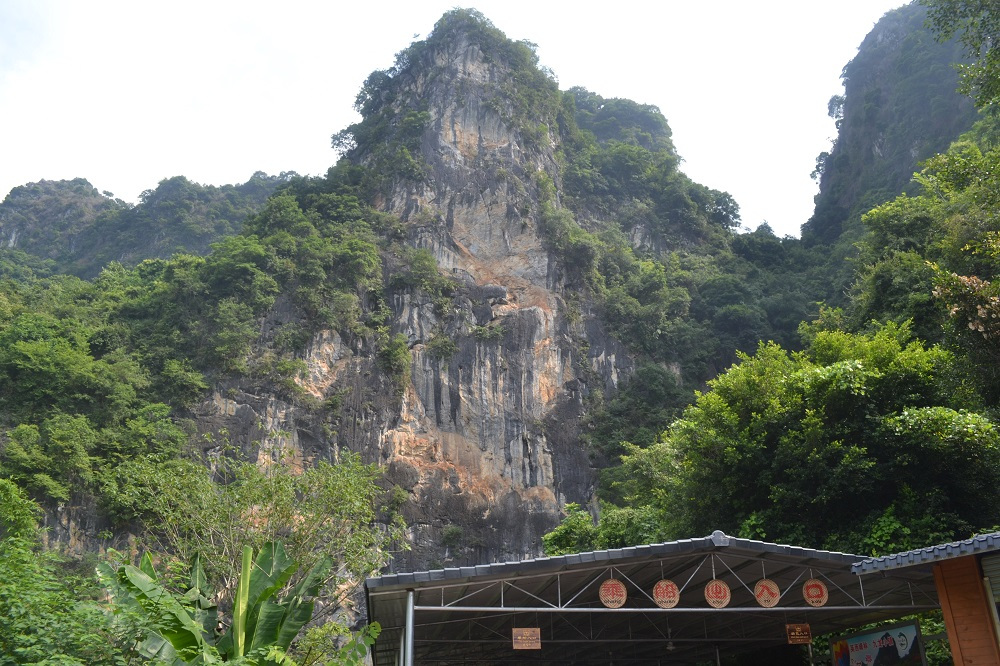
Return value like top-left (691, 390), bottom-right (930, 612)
top-left (852, 531), bottom-right (1000, 574)
top-left (366, 530), bottom-right (859, 591)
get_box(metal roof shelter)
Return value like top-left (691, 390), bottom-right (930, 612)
top-left (365, 531), bottom-right (940, 665)
top-left (853, 531), bottom-right (1000, 575)
top-left (852, 531), bottom-right (1000, 664)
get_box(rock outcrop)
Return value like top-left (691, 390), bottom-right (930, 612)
top-left (194, 18), bottom-right (631, 568)
top-left (804, 2), bottom-right (976, 245)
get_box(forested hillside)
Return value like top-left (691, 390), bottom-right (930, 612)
top-left (546, 0), bottom-right (1000, 560)
top-left (805, 3), bottom-right (976, 247)
top-left (0, 173), bottom-right (285, 278)
top-left (802, 2), bottom-right (979, 301)
top-left (1, 1), bottom-right (997, 663)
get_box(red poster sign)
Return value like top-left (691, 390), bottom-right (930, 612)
top-left (704, 579), bottom-right (731, 608)
top-left (803, 578), bottom-right (828, 607)
top-left (652, 579), bottom-right (680, 608)
top-left (599, 578), bottom-right (627, 608)
top-left (754, 578), bottom-right (780, 607)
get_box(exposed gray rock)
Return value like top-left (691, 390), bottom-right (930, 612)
top-left (190, 30), bottom-right (633, 569)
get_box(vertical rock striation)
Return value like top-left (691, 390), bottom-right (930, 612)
top-left (193, 17), bottom-right (632, 568)
top-left (367, 27), bottom-right (630, 566)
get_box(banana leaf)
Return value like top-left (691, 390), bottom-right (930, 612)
top-left (107, 561), bottom-right (220, 664)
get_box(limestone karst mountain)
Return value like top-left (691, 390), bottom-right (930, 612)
top-left (5, 4), bottom-right (1000, 663)
top-left (804, 2), bottom-right (977, 247)
top-left (0, 6), bottom-right (984, 572)
top-left (209, 11), bottom-right (643, 567)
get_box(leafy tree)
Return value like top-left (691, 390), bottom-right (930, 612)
top-left (851, 130), bottom-right (1000, 402)
top-left (933, 265), bottom-right (1000, 356)
top-left (612, 322), bottom-right (1000, 554)
top-left (923, 0), bottom-right (1000, 108)
top-left (542, 503), bottom-right (662, 556)
top-left (0, 479), bottom-right (118, 665)
top-left (101, 451), bottom-right (403, 614)
top-left (541, 503), bottom-right (597, 556)
top-left (377, 333), bottom-right (412, 392)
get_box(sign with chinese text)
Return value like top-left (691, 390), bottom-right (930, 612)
top-left (786, 623), bottom-right (812, 645)
top-left (512, 627), bottom-right (541, 650)
top-left (599, 578), bottom-right (627, 608)
top-left (829, 621), bottom-right (926, 666)
top-left (754, 579), bottom-right (780, 607)
top-left (704, 579), bottom-right (731, 608)
top-left (652, 579), bottom-right (680, 608)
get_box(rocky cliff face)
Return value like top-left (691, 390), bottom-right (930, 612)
top-left (191, 24), bottom-right (631, 569)
top-left (376, 29), bottom-right (638, 567)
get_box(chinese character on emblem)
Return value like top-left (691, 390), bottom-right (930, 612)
top-left (599, 578), bottom-right (627, 608)
top-left (652, 579), bottom-right (680, 608)
top-left (754, 579), bottom-right (780, 607)
top-left (704, 579), bottom-right (731, 608)
top-left (802, 578), bottom-right (828, 607)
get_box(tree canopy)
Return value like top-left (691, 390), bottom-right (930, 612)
top-left (923, 0), bottom-right (1000, 108)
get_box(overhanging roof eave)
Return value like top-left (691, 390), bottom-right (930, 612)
top-left (852, 530), bottom-right (1000, 575)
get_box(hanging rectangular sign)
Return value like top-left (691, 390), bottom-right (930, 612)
top-left (786, 623), bottom-right (812, 644)
top-left (512, 627), bottom-right (541, 650)
top-left (829, 621), bottom-right (926, 666)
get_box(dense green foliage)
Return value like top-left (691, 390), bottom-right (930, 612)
top-left (547, 320), bottom-right (1000, 555)
top-left (618, 321), bottom-right (997, 553)
top-left (923, 0), bottom-right (1000, 108)
top-left (805, 3), bottom-right (977, 249)
top-left (102, 451), bottom-right (402, 611)
top-left (546, 114), bottom-right (831, 455)
top-left (0, 171), bottom-right (403, 662)
top-left (99, 542), bottom-right (356, 665)
top-left (541, 502), bottom-right (660, 555)
top-left (532, 87), bottom-right (831, 405)
top-left (0, 173), bottom-right (283, 278)
top-left (0, 466), bottom-right (388, 664)
top-left (0, 167), bottom-right (408, 500)
top-left (0, 480), bottom-right (121, 664)
top-left (851, 116), bottom-right (1000, 404)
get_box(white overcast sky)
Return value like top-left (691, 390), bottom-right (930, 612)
top-left (1, 0), bottom-right (911, 238)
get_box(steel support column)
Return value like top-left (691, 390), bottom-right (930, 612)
top-left (405, 590), bottom-right (415, 666)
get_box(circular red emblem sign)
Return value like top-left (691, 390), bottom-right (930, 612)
top-left (652, 579), bottom-right (680, 608)
top-left (704, 579), bottom-right (731, 608)
top-left (599, 578), bottom-right (627, 608)
top-left (803, 578), bottom-right (828, 607)
top-left (754, 579), bottom-right (780, 608)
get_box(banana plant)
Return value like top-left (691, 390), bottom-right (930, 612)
top-left (217, 542), bottom-right (332, 661)
top-left (101, 542), bottom-right (332, 665)
top-left (99, 551), bottom-right (219, 664)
